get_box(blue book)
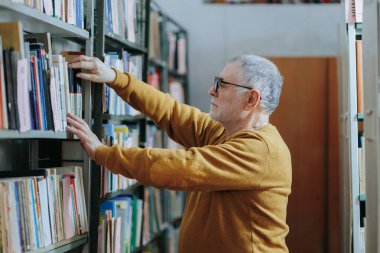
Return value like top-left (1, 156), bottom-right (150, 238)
top-left (76, 0), bottom-right (83, 29)
top-left (30, 179), bottom-right (40, 248)
top-left (102, 123), bottom-right (115, 140)
top-left (14, 181), bottom-right (24, 250)
top-left (30, 50), bottom-right (47, 130)
top-left (29, 61), bottom-right (38, 130)
top-left (35, 55), bottom-right (47, 130)
top-left (100, 200), bottom-right (117, 217)
top-left (106, 0), bottom-right (113, 33)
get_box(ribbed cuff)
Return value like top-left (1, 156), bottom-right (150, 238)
top-left (108, 69), bottom-right (131, 91)
top-left (95, 144), bottom-right (110, 167)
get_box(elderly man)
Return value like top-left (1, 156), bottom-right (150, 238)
top-left (67, 54), bottom-right (292, 253)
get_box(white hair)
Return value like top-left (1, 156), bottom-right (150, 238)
top-left (229, 55), bottom-right (284, 115)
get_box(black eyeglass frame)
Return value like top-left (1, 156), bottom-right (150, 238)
top-left (214, 76), bottom-right (252, 94)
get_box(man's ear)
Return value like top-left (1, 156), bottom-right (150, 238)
top-left (246, 89), bottom-right (260, 110)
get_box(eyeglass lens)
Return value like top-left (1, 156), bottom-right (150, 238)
top-left (214, 77), bottom-right (219, 93)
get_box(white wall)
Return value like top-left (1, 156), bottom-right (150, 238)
top-left (156, 0), bottom-right (342, 111)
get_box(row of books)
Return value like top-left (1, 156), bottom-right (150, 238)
top-left (105, 0), bottom-right (145, 45)
top-left (99, 196), bottom-right (143, 253)
top-left (149, 11), bottom-right (164, 61)
top-left (103, 51), bottom-right (142, 116)
top-left (149, 12), bottom-right (187, 75)
top-left (146, 124), bottom-right (163, 148)
top-left (163, 191), bottom-right (185, 224)
top-left (166, 226), bottom-right (180, 253)
top-left (10, 0), bottom-right (84, 29)
top-left (166, 80), bottom-right (185, 150)
top-left (143, 187), bottom-right (165, 245)
top-left (147, 66), bottom-right (161, 90)
top-left (167, 32), bottom-right (187, 75)
top-left (0, 166), bottom-right (88, 253)
top-left (100, 123), bottom-right (140, 197)
top-left (142, 188), bottom-right (185, 246)
top-left (0, 22), bottom-right (83, 131)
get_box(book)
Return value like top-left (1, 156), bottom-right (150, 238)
top-left (0, 36), bottom-right (9, 129)
top-left (0, 22), bottom-right (25, 59)
top-left (16, 59), bottom-right (32, 132)
top-left (356, 40), bottom-right (363, 114)
top-left (61, 51), bottom-right (84, 119)
top-left (3, 49), bottom-right (19, 129)
top-left (24, 33), bottom-right (52, 68)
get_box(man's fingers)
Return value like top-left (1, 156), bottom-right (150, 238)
top-left (76, 72), bottom-right (98, 82)
top-left (68, 55), bottom-right (93, 63)
top-left (67, 125), bottom-right (88, 143)
top-left (69, 60), bottom-right (95, 70)
top-left (67, 114), bottom-right (88, 133)
top-left (66, 125), bottom-right (81, 137)
top-left (67, 112), bottom-right (82, 121)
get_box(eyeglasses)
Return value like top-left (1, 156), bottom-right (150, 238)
top-left (214, 76), bottom-right (252, 94)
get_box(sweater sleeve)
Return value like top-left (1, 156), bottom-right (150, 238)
top-left (108, 70), bottom-right (224, 148)
top-left (95, 132), bottom-right (270, 191)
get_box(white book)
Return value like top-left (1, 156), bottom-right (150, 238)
top-left (177, 36), bottom-right (187, 74)
top-left (127, 0), bottom-right (136, 43)
top-left (38, 179), bottom-right (53, 247)
top-left (135, 199), bottom-right (143, 247)
top-left (66, 0), bottom-right (76, 25)
top-left (63, 61), bottom-right (72, 116)
top-left (62, 176), bottom-right (75, 239)
top-left (42, 0), bottom-right (54, 16)
top-left (17, 59), bottom-right (32, 132)
top-left (49, 67), bottom-right (60, 131)
top-left (45, 174), bottom-right (57, 244)
top-left (8, 182), bottom-right (22, 253)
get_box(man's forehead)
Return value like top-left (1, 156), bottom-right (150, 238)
top-left (220, 62), bottom-right (240, 79)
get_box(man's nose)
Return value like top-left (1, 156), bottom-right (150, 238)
top-left (209, 86), bottom-right (216, 97)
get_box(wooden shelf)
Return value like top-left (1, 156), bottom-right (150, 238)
top-left (28, 233), bottom-right (88, 253)
top-left (168, 69), bottom-right (187, 79)
top-left (0, 130), bottom-right (70, 139)
top-left (105, 33), bottom-right (147, 54)
top-left (149, 58), bottom-right (167, 68)
top-left (0, 3), bottom-right (89, 40)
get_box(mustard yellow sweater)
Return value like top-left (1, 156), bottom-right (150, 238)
top-left (95, 70), bottom-right (292, 253)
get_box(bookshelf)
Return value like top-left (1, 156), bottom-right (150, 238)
top-left (90, 1), bottom-right (189, 252)
top-left (91, 0), bottom-right (150, 252)
top-left (340, 0), bottom-right (374, 252)
top-left (361, 0), bottom-right (380, 252)
top-left (148, 2), bottom-right (188, 251)
top-left (0, 0), bottom-right (94, 252)
top-left (0, 0), bottom-right (189, 252)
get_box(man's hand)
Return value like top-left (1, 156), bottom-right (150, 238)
top-left (66, 113), bottom-right (103, 160)
top-left (68, 55), bottom-right (116, 84)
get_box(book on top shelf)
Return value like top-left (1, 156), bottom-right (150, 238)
top-left (0, 36), bottom-right (9, 129)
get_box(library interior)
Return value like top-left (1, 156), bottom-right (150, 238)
top-left (0, 0), bottom-right (378, 252)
